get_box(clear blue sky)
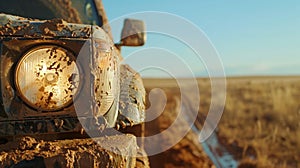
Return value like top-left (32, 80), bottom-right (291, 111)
top-left (102, 1), bottom-right (300, 77)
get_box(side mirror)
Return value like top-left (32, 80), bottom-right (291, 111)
top-left (119, 19), bottom-right (146, 47)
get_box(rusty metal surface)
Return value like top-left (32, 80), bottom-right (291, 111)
top-left (0, 14), bottom-right (91, 38)
top-left (0, 14), bottom-right (121, 136)
top-left (0, 117), bottom-right (81, 136)
top-left (91, 31), bottom-right (119, 127)
top-left (117, 64), bottom-right (146, 129)
top-left (0, 6), bottom-right (146, 140)
top-left (0, 13), bottom-right (146, 137)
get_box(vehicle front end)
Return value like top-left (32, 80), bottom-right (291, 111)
top-left (0, 14), bottom-right (120, 139)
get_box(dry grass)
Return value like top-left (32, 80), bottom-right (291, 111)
top-left (218, 77), bottom-right (300, 168)
top-left (143, 76), bottom-right (300, 168)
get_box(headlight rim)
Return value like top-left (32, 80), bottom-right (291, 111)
top-left (14, 44), bottom-right (82, 112)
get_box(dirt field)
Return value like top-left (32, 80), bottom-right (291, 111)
top-left (143, 76), bottom-right (300, 168)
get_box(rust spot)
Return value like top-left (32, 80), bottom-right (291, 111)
top-left (109, 82), bottom-right (112, 89)
top-left (39, 18), bottom-right (67, 32)
top-left (43, 27), bottom-right (56, 36)
top-left (39, 87), bottom-right (45, 92)
top-left (67, 61), bottom-right (72, 66)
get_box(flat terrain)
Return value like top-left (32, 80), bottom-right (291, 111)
top-left (219, 76), bottom-right (299, 167)
top-left (143, 76), bottom-right (300, 168)
top-left (0, 76), bottom-right (299, 168)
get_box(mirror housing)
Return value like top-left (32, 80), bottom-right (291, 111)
top-left (119, 19), bottom-right (146, 47)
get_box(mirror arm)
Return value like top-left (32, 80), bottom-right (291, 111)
top-left (115, 42), bottom-right (123, 50)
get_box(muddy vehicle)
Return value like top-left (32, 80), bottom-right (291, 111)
top-left (0, 0), bottom-right (146, 148)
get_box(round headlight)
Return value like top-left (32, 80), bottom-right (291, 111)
top-left (15, 45), bottom-right (80, 111)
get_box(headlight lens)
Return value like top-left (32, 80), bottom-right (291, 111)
top-left (15, 45), bottom-right (80, 111)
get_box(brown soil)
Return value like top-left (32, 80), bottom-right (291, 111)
top-left (143, 80), bottom-right (213, 168)
top-left (0, 134), bottom-right (139, 168)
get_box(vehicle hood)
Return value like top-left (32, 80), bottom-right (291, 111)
top-left (0, 13), bottom-right (94, 38)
